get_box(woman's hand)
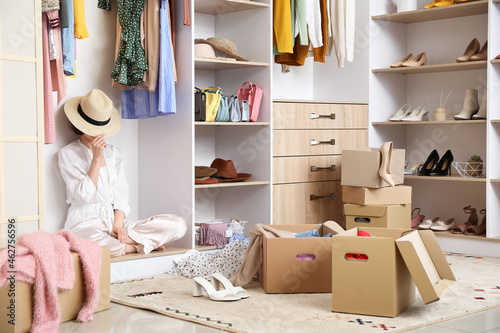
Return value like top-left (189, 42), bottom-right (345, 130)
top-left (90, 134), bottom-right (107, 160)
top-left (111, 227), bottom-right (128, 243)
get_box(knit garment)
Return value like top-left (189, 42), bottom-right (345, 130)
top-left (199, 223), bottom-right (228, 248)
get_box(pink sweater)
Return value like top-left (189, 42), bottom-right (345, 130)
top-left (0, 230), bottom-right (102, 333)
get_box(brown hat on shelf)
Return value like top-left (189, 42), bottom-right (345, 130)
top-left (194, 37), bottom-right (249, 62)
top-left (195, 177), bottom-right (219, 185)
top-left (210, 158), bottom-right (252, 182)
top-left (195, 166), bottom-right (218, 178)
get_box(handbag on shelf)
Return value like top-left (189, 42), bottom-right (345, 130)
top-left (228, 95), bottom-right (241, 122)
top-left (202, 86), bottom-right (222, 122)
top-left (215, 92), bottom-right (230, 122)
top-left (194, 87), bottom-right (206, 121)
top-left (237, 81), bottom-right (263, 122)
top-left (240, 100), bottom-right (250, 122)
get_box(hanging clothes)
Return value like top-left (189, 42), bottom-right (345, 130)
top-left (42, 13), bottom-right (56, 144)
top-left (121, 0), bottom-right (176, 118)
top-left (61, 0), bottom-right (75, 75)
top-left (73, 0), bottom-right (90, 39)
top-left (273, 0), bottom-right (293, 54)
top-left (328, 0), bottom-right (346, 68)
top-left (312, 0), bottom-right (328, 63)
top-left (110, 0), bottom-right (148, 86)
top-left (345, 0), bottom-right (355, 62)
top-left (48, 11), bottom-right (68, 106)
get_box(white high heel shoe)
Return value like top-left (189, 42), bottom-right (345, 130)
top-left (402, 103), bottom-right (429, 121)
top-left (389, 103), bottom-right (412, 121)
top-left (211, 272), bottom-right (250, 299)
top-left (193, 276), bottom-right (240, 301)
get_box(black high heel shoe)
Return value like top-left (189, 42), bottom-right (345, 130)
top-left (430, 150), bottom-right (454, 176)
top-left (417, 149), bottom-right (439, 176)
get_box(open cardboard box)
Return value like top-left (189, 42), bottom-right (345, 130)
top-left (332, 228), bottom-right (456, 317)
top-left (344, 203), bottom-right (411, 229)
top-left (259, 221), bottom-right (344, 294)
top-left (0, 247), bottom-right (110, 333)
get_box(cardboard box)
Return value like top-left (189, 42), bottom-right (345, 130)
top-left (259, 221), bottom-right (344, 294)
top-left (332, 228), bottom-right (456, 317)
top-left (0, 247), bottom-right (110, 333)
top-left (344, 203), bottom-right (411, 229)
top-left (341, 148), bottom-right (405, 188)
top-left (342, 185), bottom-right (412, 205)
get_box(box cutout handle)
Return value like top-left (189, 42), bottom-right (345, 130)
top-left (345, 253), bottom-right (369, 261)
top-left (354, 217), bottom-right (371, 223)
top-left (296, 254), bottom-right (316, 261)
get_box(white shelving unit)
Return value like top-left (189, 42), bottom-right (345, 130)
top-left (369, 0), bottom-right (500, 255)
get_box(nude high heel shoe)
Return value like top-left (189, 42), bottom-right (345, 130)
top-left (391, 54), bottom-right (413, 68)
top-left (456, 38), bottom-right (480, 63)
top-left (472, 90), bottom-right (487, 119)
top-left (454, 88), bottom-right (479, 120)
top-left (401, 52), bottom-right (427, 67)
top-left (471, 41), bottom-right (487, 61)
top-left (379, 142), bottom-right (395, 187)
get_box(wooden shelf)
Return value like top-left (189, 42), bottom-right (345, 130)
top-left (491, 119), bottom-right (500, 124)
top-left (494, 0), bottom-right (500, 3)
top-left (195, 122), bottom-right (270, 126)
top-left (405, 175), bottom-right (486, 182)
top-left (373, 120), bottom-right (487, 125)
top-left (195, 180), bottom-right (270, 189)
top-left (195, 58), bottom-right (269, 71)
top-left (490, 59), bottom-right (500, 64)
top-left (110, 246), bottom-right (190, 263)
top-left (433, 232), bottom-right (495, 241)
top-left (371, 1), bottom-right (488, 24)
top-left (372, 61), bottom-right (487, 74)
top-left (194, 0), bottom-right (269, 15)
top-left (491, 179), bottom-right (500, 183)
top-left (195, 245), bottom-right (219, 251)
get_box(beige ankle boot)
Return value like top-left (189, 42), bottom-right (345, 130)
top-left (454, 89), bottom-right (479, 120)
top-left (473, 90), bottom-right (487, 119)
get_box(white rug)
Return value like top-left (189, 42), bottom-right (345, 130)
top-left (110, 253), bottom-right (500, 332)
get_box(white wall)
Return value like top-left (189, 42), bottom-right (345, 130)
top-left (45, 3), bottom-right (139, 232)
top-left (273, 0), bottom-right (369, 102)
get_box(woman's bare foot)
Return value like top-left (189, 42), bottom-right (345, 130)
top-left (125, 244), bottom-right (138, 254)
top-left (153, 245), bottom-right (165, 251)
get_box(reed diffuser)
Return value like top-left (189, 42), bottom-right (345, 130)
top-left (436, 87), bottom-right (453, 121)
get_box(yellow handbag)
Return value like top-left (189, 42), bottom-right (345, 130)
top-left (202, 87), bottom-right (222, 122)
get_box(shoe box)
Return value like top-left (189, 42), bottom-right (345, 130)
top-left (332, 228), bottom-right (456, 317)
top-left (259, 221), bottom-right (344, 294)
top-left (342, 185), bottom-right (412, 205)
top-left (341, 148), bottom-right (405, 188)
top-left (344, 203), bottom-right (411, 230)
top-left (0, 247), bottom-right (110, 333)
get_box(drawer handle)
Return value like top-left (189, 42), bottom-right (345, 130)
top-left (310, 113), bottom-right (335, 120)
top-left (310, 193), bottom-right (335, 201)
top-left (310, 165), bottom-right (336, 172)
top-left (310, 139), bottom-right (335, 146)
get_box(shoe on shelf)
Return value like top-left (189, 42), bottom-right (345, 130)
top-left (401, 52), bottom-right (427, 67)
top-left (470, 41), bottom-right (487, 61)
top-left (418, 217), bottom-right (439, 229)
top-left (405, 162), bottom-right (424, 175)
top-left (391, 54), bottom-right (413, 68)
top-left (472, 90), bottom-right (487, 119)
top-left (193, 276), bottom-right (240, 301)
top-left (464, 209), bottom-right (486, 235)
top-left (454, 88), bottom-right (479, 120)
top-left (418, 149), bottom-right (440, 176)
top-left (402, 103), bottom-right (429, 121)
top-left (211, 272), bottom-right (249, 299)
top-left (411, 208), bottom-right (426, 228)
top-left (379, 141), bottom-right (395, 187)
top-left (424, 0), bottom-right (440, 8)
top-left (430, 217), bottom-right (457, 231)
top-left (389, 103), bottom-right (412, 121)
top-left (450, 205), bottom-right (478, 234)
top-left (456, 38), bottom-right (480, 63)
top-left (434, 0), bottom-right (456, 6)
top-left (430, 149), bottom-right (454, 176)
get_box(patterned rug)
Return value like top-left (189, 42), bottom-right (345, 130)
top-left (110, 253), bottom-right (500, 332)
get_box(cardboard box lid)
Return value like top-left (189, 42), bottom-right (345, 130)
top-left (344, 204), bottom-right (388, 217)
top-left (396, 230), bottom-right (457, 304)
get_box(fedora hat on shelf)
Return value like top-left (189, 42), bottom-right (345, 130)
top-left (64, 89), bottom-right (121, 137)
top-left (194, 37), bottom-right (249, 62)
top-left (195, 166), bottom-right (219, 185)
top-left (210, 158), bottom-right (252, 182)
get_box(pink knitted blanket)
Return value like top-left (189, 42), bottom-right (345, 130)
top-left (0, 230), bottom-right (102, 333)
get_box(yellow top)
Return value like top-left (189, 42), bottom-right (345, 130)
top-left (74, 0), bottom-right (90, 39)
top-left (273, 0), bottom-right (293, 53)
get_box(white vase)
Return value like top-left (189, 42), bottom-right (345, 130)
top-left (397, 0), bottom-right (417, 12)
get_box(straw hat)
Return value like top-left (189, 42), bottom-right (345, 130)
top-left (64, 89), bottom-right (121, 137)
top-left (194, 37), bottom-right (249, 62)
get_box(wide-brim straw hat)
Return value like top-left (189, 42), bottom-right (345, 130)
top-left (64, 89), bottom-right (121, 137)
top-left (195, 37), bottom-right (249, 62)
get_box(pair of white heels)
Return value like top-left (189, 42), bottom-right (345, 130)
top-left (193, 272), bottom-right (249, 302)
top-left (389, 103), bottom-right (429, 122)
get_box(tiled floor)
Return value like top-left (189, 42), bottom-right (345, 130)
top-left (59, 303), bottom-right (500, 333)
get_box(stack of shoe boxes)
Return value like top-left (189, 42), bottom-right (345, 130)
top-left (340, 147), bottom-right (412, 229)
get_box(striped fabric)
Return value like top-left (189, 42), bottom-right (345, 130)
top-left (73, 214), bottom-right (187, 257)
